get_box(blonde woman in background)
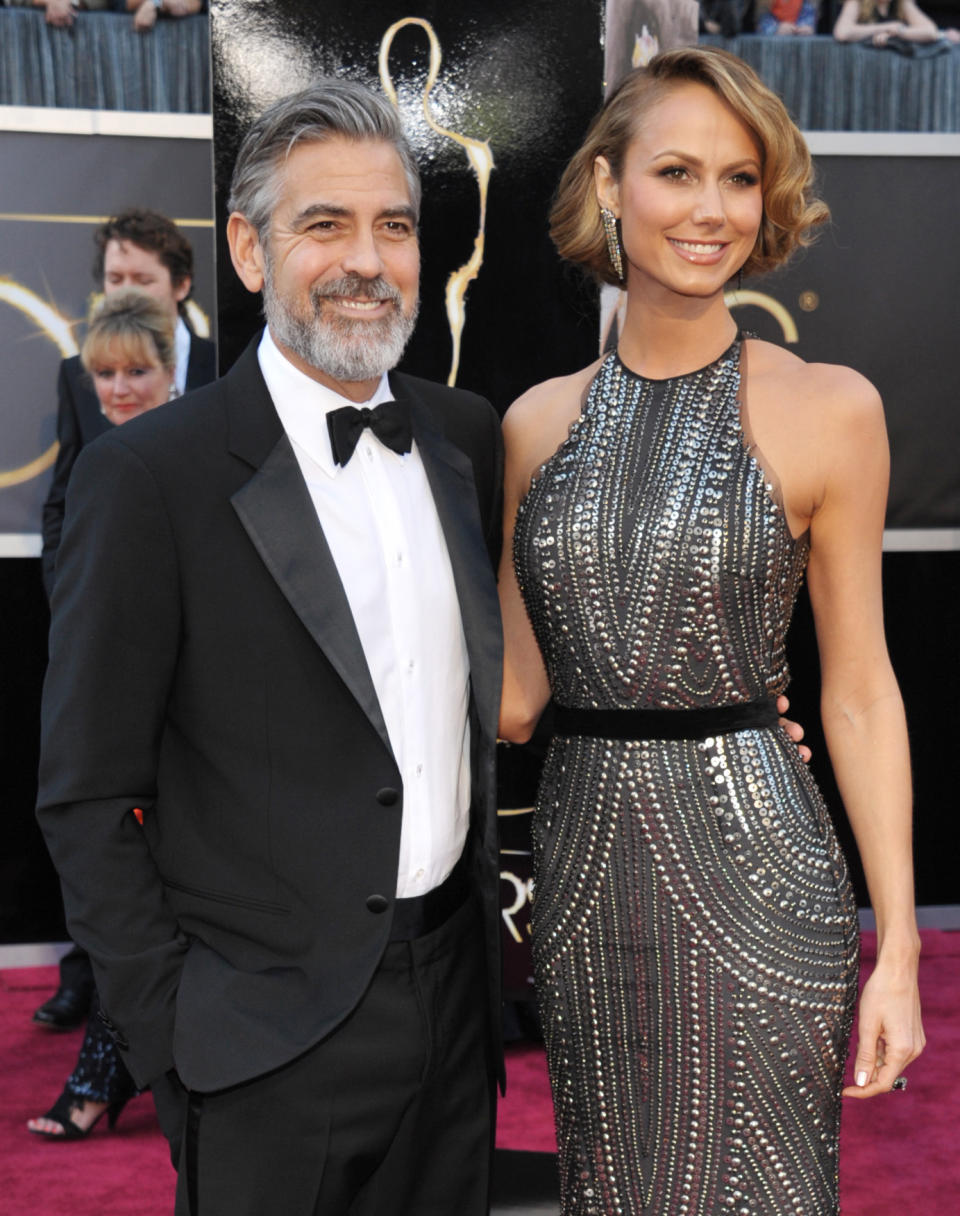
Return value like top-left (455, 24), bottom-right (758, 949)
top-left (29, 289), bottom-right (176, 1140)
top-left (833, 0), bottom-right (959, 44)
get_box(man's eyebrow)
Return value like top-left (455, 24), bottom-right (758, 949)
top-left (289, 203), bottom-right (351, 227)
top-left (381, 205), bottom-right (418, 224)
top-left (289, 202), bottom-right (419, 227)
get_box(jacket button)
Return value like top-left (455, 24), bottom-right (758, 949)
top-left (366, 894), bottom-right (389, 914)
top-left (376, 787), bottom-right (398, 806)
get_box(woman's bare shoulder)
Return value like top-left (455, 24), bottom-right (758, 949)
top-left (745, 338), bottom-right (881, 420)
top-left (502, 357), bottom-right (604, 476)
top-left (503, 359), bottom-right (603, 432)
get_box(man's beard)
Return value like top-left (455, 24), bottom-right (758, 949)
top-left (262, 263), bottom-right (419, 384)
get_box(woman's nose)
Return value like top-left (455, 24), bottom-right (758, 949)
top-left (692, 181), bottom-right (724, 225)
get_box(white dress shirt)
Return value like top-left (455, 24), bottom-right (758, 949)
top-left (174, 317), bottom-right (192, 396)
top-left (258, 330), bottom-right (471, 898)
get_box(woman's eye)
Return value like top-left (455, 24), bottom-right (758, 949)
top-left (730, 172), bottom-right (759, 187)
top-left (659, 165), bottom-right (689, 181)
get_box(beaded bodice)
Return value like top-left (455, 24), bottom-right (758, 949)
top-left (513, 341), bottom-right (809, 711)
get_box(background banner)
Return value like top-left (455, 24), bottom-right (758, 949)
top-left (0, 119), bottom-right (214, 546)
top-left (733, 145), bottom-right (960, 532)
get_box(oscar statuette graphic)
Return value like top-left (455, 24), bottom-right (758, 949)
top-left (379, 17), bottom-right (494, 387)
top-left (724, 286), bottom-right (800, 344)
top-left (0, 280), bottom-right (75, 490)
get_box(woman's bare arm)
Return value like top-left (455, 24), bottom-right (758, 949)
top-left (804, 367), bottom-right (924, 1097)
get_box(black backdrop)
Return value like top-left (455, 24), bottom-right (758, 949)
top-left (209, 0), bottom-right (604, 405)
top-left (734, 153), bottom-right (960, 531)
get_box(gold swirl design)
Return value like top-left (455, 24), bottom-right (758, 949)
top-left (0, 280), bottom-right (77, 489)
top-left (725, 288), bottom-right (799, 344)
top-left (379, 18), bottom-right (495, 386)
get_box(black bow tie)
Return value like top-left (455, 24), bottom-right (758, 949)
top-left (326, 399), bottom-right (413, 467)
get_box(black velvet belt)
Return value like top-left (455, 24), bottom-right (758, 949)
top-left (389, 851), bottom-right (470, 942)
top-left (553, 696), bottom-right (779, 742)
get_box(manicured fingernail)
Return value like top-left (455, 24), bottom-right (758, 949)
top-left (856, 1071), bottom-right (867, 1087)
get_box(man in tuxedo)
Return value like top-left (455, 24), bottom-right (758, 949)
top-left (37, 81), bottom-right (503, 1215)
top-left (34, 208), bottom-right (218, 1035)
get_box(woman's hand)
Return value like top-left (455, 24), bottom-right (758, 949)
top-left (133, 0), bottom-right (158, 30)
top-left (843, 952), bottom-right (925, 1098)
top-left (776, 694), bottom-right (811, 763)
top-left (43, 0), bottom-right (75, 27)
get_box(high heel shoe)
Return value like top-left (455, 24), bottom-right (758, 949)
top-left (27, 1087), bottom-right (129, 1140)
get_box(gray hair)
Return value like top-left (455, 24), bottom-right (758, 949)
top-left (227, 79), bottom-right (421, 236)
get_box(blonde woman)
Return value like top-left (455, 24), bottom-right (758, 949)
top-left (833, 0), bottom-right (958, 44)
top-left (499, 47), bottom-right (924, 1214)
top-left (28, 290), bottom-right (176, 1140)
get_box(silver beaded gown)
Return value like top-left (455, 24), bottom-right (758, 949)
top-left (513, 341), bottom-right (860, 1216)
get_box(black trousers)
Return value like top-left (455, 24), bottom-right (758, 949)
top-left (59, 942), bottom-right (94, 993)
top-left (158, 894), bottom-right (495, 1216)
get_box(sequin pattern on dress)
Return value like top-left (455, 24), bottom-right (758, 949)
top-left (513, 343), bottom-right (859, 1216)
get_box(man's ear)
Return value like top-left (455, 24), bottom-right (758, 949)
top-left (227, 213), bottom-right (266, 294)
top-left (172, 275), bottom-right (192, 305)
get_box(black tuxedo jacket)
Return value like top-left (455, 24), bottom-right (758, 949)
top-left (37, 339), bottom-right (504, 1092)
top-left (41, 334), bottom-right (217, 596)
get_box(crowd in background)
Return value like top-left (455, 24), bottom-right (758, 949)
top-left (701, 0), bottom-right (960, 42)
top-left (1, 0), bottom-right (205, 32)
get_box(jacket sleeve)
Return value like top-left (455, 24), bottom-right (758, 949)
top-left (482, 396), bottom-right (504, 572)
top-left (37, 433), bottom-right (189, 1087)
top-left (40, 362), bottom-right (84, 599)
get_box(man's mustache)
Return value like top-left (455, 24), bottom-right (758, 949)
top-left (312, 275), bottom-right (402, 305)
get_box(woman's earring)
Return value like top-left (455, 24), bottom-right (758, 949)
top-left (600, 208), bottom-right (624, 283)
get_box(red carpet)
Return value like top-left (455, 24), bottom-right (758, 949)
top-left (0, 968), bottom-right (174, 1213)
top-left (2, 931), bottom-right (957, 1213)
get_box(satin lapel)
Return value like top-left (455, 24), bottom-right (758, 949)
top-left (391, 377), bottom-right (503, 739)
top-left (226, 351), bottom-right (392, 758)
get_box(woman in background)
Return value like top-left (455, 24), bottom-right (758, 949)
top-left (499, 47), bottom-right (924, 1214)
top-left (833, 0), bottom-right (958, 44)
top-left (29, 289), bottom-right (176, 1140)
top-left (756, 0), bottom-right (819, 36)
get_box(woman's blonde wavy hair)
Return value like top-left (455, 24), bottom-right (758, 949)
top-left (81, 289), bottom-right (176, 376)
top-left (550, 46), bottom-right (829, 286)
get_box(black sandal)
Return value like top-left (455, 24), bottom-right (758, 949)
top-left (27, 1087), bottom-right (129, 1140)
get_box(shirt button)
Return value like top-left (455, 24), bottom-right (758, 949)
top-left (415, 763), bottom-right (423, 778)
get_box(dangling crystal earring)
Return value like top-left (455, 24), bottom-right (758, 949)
top-left (600, 207), bottom-right (624, 283)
